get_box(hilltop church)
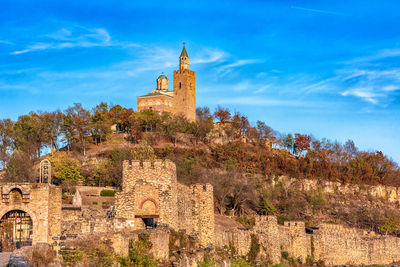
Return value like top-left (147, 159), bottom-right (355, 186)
top-left (137, 44), bottom-right (196, 121)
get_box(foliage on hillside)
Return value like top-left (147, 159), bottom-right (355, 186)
top-left (1, 102), bottom-right (400, 234)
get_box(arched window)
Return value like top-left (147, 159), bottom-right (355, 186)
top-left (9, 188), bottom-right (23, 205)
top-left (179, 82), bottom-right (181, 89)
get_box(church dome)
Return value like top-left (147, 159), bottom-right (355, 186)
top-left (158, 74), bottom-right (168, 80)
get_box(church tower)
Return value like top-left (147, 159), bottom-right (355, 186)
top-left (173, 43), bottom-right (196, 121)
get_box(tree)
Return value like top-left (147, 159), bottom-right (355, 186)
top-left (13, 113), bottom-right (43, 159)
top-left (213, 106), bottom-right (231, 123)
top-left (50, 153), bottom-right (83, 184)
top-left (64, 103), bottom-right (91, 155)
top-left (232, 112), bottom-right (250, 135)
top-left (5, 150), bottom-right (34, 182)
top-left (0, 119), bottom-right (14, 169)
top-left (284, 134), bottom-right (295, 153)
top-left (256, 121), bottom-right (275, 146)
top-left (91, 102), bottom-right (112, 145)
top-left (196, 107), bottom-right (212, 122)
top-left (39, 111), bottom-right (63, 153)
top-left (294, 133), bottom-right (311, 156)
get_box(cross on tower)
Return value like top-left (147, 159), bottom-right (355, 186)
top-left (183, 42), bottom-right (186, 47)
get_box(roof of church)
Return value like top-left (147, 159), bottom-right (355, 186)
top-left (158, 74), bottom-right (167, 80)
top-left (180, 46), bottom-right (188, 58)
top-left (138, 91), bottom-right (173, 98)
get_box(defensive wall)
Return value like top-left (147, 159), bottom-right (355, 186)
top-left (215, 215), bottom-right (400, 265)
top-left (61, 159), bottom-right (214, 247)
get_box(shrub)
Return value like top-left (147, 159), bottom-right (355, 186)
top-left (129, 233), bottom-right (156, 266)
top-left (281, 251), bottom-right (289, 260)
top-left (197, 256), bottom-right (217, 267)
top-left (236, 216), bottom-right (255, 229)
top-left (100, 189), bottom-right (115, 197)
top-left (62, 237), bottom-right (117, 266)
top-left (247, 234), bottom-right (260, 262)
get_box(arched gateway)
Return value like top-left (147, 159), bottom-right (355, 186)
top-left (0, 210), bottom-right (33, 250)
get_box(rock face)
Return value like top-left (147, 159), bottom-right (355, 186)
top-left (274, 176), bottom-right (400, 204)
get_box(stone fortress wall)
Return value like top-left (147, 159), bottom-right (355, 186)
top-left (61, 159), bottom-right (214, 246)
top-left (216, 215), bottom-right (400, 265)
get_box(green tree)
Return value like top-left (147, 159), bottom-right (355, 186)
top-left (5, 150), bottom-right (34, 182)
top-left (65, 103), bottom-right (91, 155)
top-left (91, 102), bottom-right (112, 145)
top-left (0, 119), bottom-right (14, 169)
top-left (50, 153), bottom-right (83, 184)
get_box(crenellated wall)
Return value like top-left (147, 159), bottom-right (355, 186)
top-left (177, 183), bottom-right (214, 245)
top-left (115, 159), bottom-right (178, 229)
top-left (63, 159), bottom-right (214, 247)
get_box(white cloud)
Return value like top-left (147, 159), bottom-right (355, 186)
top-left (341, 88), bottom-right (383, 104)
top-left (217, 59), bottom-right (262, 76)
top-left (11, 25), bottom-right (138, 55)
top-left (217, 96), bottom-right (308, 107)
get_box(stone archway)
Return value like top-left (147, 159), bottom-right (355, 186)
top-left (0, 210), bottom-right (33, 251)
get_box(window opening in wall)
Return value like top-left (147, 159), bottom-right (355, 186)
top-left (179, 82), bottom-right (181, 88)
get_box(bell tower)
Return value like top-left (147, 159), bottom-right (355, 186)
top-left (173, 43), bottom-right (196, 121)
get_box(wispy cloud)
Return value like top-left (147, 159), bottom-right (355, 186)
top-left (191, 49), bottom-right (225, 64)
top-left (217, 96), bottom-right (309, 107)
top-left (291, 5), bottom-right (346, 16)
top-left (341, 88), bottom-right (383, 104)
top-left (11, 25), bottom-right (139, 55)
top-left (217, 59), bottom-right (262, 76)
top-left (344, 48), bottom-right (400, 64)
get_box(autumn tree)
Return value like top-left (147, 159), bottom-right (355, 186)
top-left (294, 133), bottom-right (311, 156)
top-left (213, 106), bottom-right (231, 123)
top-left (232, 112), bottom-right (250, 135)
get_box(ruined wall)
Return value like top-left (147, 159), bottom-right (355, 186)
top-left (216, 215), bottom-right (400, 265)
top-left (0, 183), bottom-right (61, 245)
top-left (313, 223), bottom-right (400, 265)
top-left (177, 183), bottom-right (215, 246)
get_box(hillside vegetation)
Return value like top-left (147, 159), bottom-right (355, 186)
top-left (1, 102), bottom-right (400, 234)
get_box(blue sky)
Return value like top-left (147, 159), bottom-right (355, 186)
top-left (0, 0), bottom-right (400, 163)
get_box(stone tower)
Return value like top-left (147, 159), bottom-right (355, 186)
top-left (173, 44), bottom-right (196, 121)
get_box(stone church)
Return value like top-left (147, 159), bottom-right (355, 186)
top-left (137, 44), bottom-right (196, 121)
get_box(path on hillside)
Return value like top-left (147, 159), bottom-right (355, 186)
top-left (0, 252), bottom-right (11, 267)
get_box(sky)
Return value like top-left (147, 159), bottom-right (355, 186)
top-left (0, 0), bottom-right (400, 163)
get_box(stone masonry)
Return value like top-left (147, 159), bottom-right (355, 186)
top-left (216, 215), bottom-right (400, 265)
top-left (0, 183), bottom-right (62, 246)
